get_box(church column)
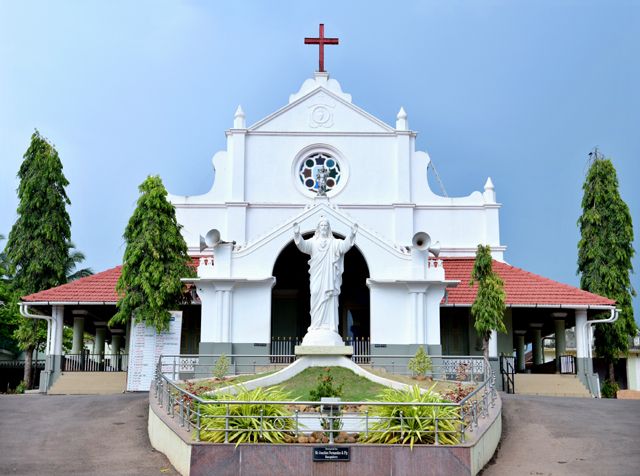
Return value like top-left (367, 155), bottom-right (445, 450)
top-left (111, 335), bottom-right (122, 355)
top-left (515, 331), bottom-right (526, 372)
top-left (94, 327), bottom-right (106, 362)
top-left (111, 332), bottom-right (123, 371)
top-left (71, 311), bottom-right (86, 354)
top-left (574, 309), bottom-right (591, 375)
top-left (52, 305), bottom-right (64, 356)
top-left (553, 312), bottom-right (567, 372)
top-left (531, 324), bottom-right (543, 366)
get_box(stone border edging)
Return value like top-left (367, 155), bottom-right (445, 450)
top-left (147, 387), bottom-right (502, 476)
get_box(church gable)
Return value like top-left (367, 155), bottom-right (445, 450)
top-left (248, 81), bottom-right (395, 134)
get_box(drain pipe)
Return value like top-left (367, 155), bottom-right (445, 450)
top-left (585, 308), bottom-right (619, 359)
top-left (19, 303), bottom-right (54, 392)
top-left (19, 303), bottom-right (54, 354)
top-left (583, 308), bottom-right (620, 398)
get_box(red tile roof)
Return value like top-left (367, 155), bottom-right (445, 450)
top-left (442, 257), bottom-right (615, 307)
top-left (22, 258), bottom-right (202, 304)
top-left (22, 257), bottom-right (614, 308)
top-left (22, 266), bottom-right (122, 303)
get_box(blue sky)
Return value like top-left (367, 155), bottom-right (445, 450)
top-left (1, 1), bottom-right (638, 320)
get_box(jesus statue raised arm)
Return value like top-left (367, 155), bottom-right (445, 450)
top-left (293, 218), bottom-right (358, 346)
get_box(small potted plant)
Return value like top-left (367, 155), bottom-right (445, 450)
top-left (408, 346), bottom-right (432, 381)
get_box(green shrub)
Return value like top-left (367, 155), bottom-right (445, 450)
top-left (408, 347), bottom-right (432, 377)
top-left (212, 354), bottom-right (230, 380)
top-left (198, 386), bottom-right (296, 445)
top-left (601, 380), bottom-right (619, 399)
top-left (309, 367), bottom-right (343, 401)
top-left (15, 381), bottom-right (26, 394)
top-left (361, 385), bottom-right (461, 447)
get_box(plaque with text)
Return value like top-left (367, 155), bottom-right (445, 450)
top-left (126, 311), bottom-right (182, 391)
top-left (312, 446), bottom-right (350, 462)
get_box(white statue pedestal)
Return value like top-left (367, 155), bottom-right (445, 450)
top-left (295, 345), bottom-right (353, 356)
top-left (295, 329), bottom-right (353, 356)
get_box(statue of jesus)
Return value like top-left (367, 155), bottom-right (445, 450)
top-left (293, 218), bottom-right (358, 345)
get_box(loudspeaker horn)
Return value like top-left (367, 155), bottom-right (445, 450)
top-left (199, 229), bottom-right (222, 251)
top-left (412, 232), bottom-right (431, 251)
top-left (428, 241), bottom-right (441, 258)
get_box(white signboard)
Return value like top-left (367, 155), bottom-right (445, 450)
top-left (126, 311), bottom-right (182, 392)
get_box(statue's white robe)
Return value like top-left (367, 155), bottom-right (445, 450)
top-left (294, 232), bottom-right (355, 333)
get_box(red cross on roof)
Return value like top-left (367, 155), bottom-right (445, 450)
top-left (304, 24), bottom-right (339, 73)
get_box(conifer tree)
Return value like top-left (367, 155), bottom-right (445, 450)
top-left (0, 234), bottom-right (21, 356)
top-left (470, 244), bottom-right (507, 361)
top-left (4, 131), bottom-right (72, 387)
top-left (110, 175), bottom-right (194, 332)
top-left (578, 149), bottom-right (636, 385)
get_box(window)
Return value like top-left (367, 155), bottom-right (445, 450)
top-left (298, 152), bottom-right (342, 194)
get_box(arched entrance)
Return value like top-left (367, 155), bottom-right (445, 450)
top-left (271, 234), bottom-right (370, 343)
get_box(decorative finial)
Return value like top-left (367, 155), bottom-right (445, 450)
top-left (483, 177), bottom-right (496, 202)
top-left (234, 105), bottom-right (245, 129)
top-left (396, 107), bottom-right (408, 130)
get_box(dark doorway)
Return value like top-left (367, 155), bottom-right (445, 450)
top-left (271, 234), bottom-right (370, 341)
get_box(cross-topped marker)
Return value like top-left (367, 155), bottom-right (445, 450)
top-left (304, 24), bottom-right (339, 73)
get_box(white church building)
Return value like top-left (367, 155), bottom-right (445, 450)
top-left (172, 71), bottom-right (499, 358)
top-left (21, 55), bottom-right (622, 395)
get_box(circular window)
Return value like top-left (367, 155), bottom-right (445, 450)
top-left (298, 152), bottom-right (342, 194)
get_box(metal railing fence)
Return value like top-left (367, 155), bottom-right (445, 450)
top-left (559, 354), bottom-right (577, 374)
top-left (269, 337), bottom-right (371, 364)
top-left (157, 354), bottom-right (489, 383)
top-left (499, 355), bottom-right (515, 394)
top-left (153, 354), bottom-right (496, 445)
top-left (61, 353), bottom-right (129, 372)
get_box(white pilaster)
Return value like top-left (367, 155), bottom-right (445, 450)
top-left (406, 284), bottom-right (428, 345)
top-left (226, 203), bottom-right (247, 245)
top-left (575, 309), bottom-right (588, 359)
top-left (198, 280), bottom-right (237, 343)
top-left (394, 128), bottom-right (411, 203)
top-left (488, 330), bottom-right (498, 358)
top-left (52, 305), bottom-right (64, 356)
top-left (393, 205), bottom-right (413, 245)
top-left (227, 127), bottom-right (247, 202)
top-left (426, 286), bottom-right (445, 347)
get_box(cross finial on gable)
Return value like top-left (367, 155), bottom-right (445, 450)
top-left (304, 24), bottom-right (339, 73)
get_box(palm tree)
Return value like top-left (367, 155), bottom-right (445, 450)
top-left (65, 242), bottom-right (93, 281)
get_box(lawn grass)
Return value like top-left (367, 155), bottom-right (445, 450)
top-left (180, 371), bottom-right (276, 393)
top-left (267, 366), bottom-right (389, 401)
top-left (366, 369), bottom-right (472, 394)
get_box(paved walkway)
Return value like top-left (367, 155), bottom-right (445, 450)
top-left (0, 393), bottom-right (177, 476)
top-left (483, 394), bottom-right (640, 476)
top-left (1, 392), bottom-right (639, 475)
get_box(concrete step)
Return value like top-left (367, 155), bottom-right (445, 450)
top-left (48, 372), bottom-right (127, 395)
top-left (514, 374), bottom-right (592, 398)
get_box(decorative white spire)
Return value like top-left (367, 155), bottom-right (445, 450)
top-left (483, 177), bottom-right (496, 202)
top-left (396, 107), bottom-right (408, 130)
top-left (234, 105), bottom-right (246, 129)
